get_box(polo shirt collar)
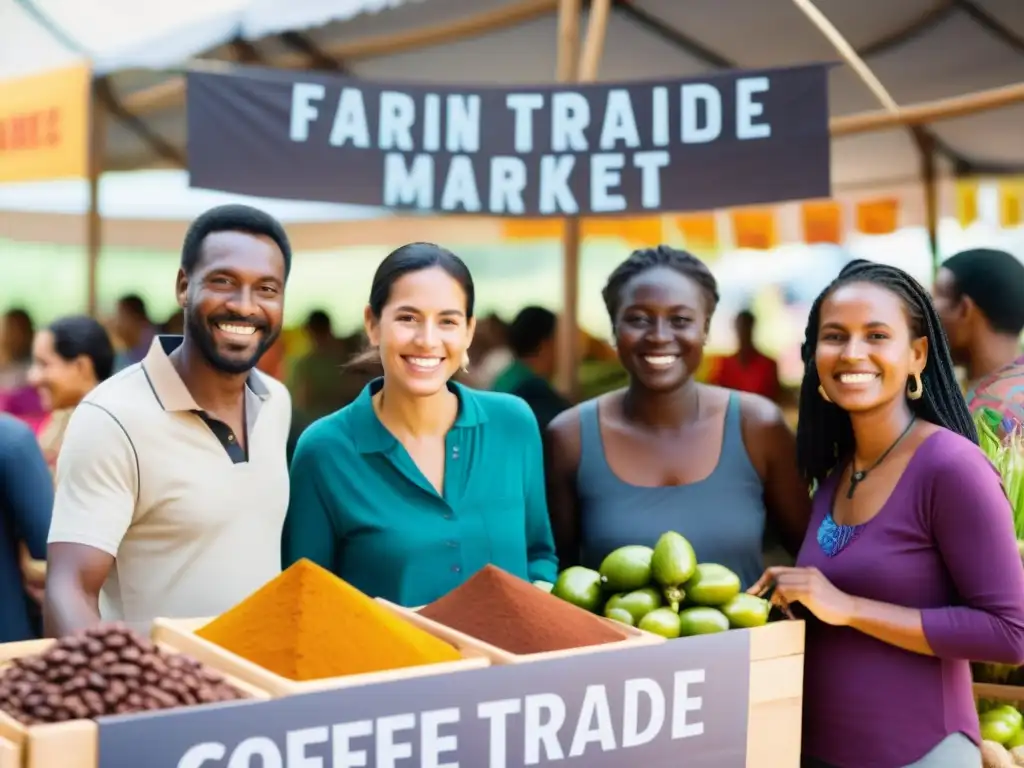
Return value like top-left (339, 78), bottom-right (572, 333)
top-left (351, 377), bottom-right (487, 454)
top-left (141, 335), bottom-right (271, 412)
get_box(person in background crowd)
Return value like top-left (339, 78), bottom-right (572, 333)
top-left (461, 313), bottom-right (512, 390)
top-left (162, 309), bottom-right (185, 335)
top-left (256, 334), bottom-right (287, 381)
top-left (112, 294), bottom-right (156, 371)
top-left (28, 315), bottom-right (116, 473)
top-left (0, 308), bottom-right (44, 421)
top-left (710, 309), bottom-right (782, 402)
top-left (45, 204), bottom-right (293, 635)
top-left (932, 247), bottom-right (1024, 438)
top-left (18, 316), bottom-right (116, 617)
top-left (751, 260), bottom-right (1024, 768)
top-left (290, 309), bottom-right (347, 422)
top-left (546, 246), bottom-right (809, 589)
top-left (284, 243), bottom-right (558, 606)
top-left (0, 414), bottom-right (53, 641)
top-left (492, 306), bottom-right (571, 430)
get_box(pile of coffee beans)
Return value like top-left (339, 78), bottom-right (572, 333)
top-left (0, 624), bottom-right (246, 725)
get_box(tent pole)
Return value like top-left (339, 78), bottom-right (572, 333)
top-left (86, 78), bottom-right (107, 319)
top-left (912, 128), bottom-right (940, 279)
top-left (554, 0), bottom-right (581, 399)
top-left (554, 0), bottom-right (613, 401)
top-left (831, 81), bottom-right (1024, 136)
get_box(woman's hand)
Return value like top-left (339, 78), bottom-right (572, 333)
top-left (748, 566), bottom-right (856, 627)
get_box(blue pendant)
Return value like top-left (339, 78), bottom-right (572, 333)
top-left (817, 513), bottom-right (863, 557)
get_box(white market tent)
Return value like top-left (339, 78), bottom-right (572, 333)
top-left (1, 0), bottom-right (1017, 184)
top-left (2, 0), bottom-right (1021, 192)
top-left (0, 0), bottom-right (424, 309)
top-left (2, 0), bottom-right (1023, 388)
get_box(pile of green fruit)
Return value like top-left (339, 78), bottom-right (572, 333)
top-left (978, 701), bottom-right (1024, 766)
top-left (550, 531), bottom-right (771, 640)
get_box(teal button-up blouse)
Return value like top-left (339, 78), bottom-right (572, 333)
top-left (283, 379), bottom-right (559, 606)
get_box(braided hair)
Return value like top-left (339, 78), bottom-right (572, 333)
top-left (601, 245), bottom-right (720, 326)
top-left (797, 259), bottom-right (977, 487)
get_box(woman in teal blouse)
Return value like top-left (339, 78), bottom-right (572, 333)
top-left (283, 243), bottom-right (559, 606)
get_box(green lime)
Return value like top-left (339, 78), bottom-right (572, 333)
top-left (606, 587), bottom-right (662, 625)
top-left (684, 564), bottom-right (741, 607)
top-left (551, 566), bottom-right (603, 613)
top-left (1006, 728), bottom-right (1024, 749)
top-left (604, 607), bottom-right (635, 627)
top-left (678, 606), bottom-right (730, 636)
top-left (988, 705), bottom-right (1024, 732)
top-left (599, 545), bottom-right (654, 593)
top-left (720, 593), bottom-right (770, 629)
top-left (651, 531), bottom-right (697, 611)
top-left (980, 715), bottom-right (1018, 745)
top-left (637, 607), bottom-right (682, 639)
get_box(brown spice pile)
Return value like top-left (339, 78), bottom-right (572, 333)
top-left (0, 624), bottom-right (246, 725)
top-left (419, 565), bottom-right (627, 655)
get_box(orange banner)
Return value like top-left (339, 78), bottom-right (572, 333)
top-left (855, 198), bottom-right (900, 235)
top-left (673, 213), bottom-right (719, 251)
top-left (0, 64), bottom-right (90, 183)
top-left (801, 200), bottom-right (843, 244)
top-left (730, 208), bottom-right (778, 250)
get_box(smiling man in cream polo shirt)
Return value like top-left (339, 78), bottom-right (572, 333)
top-left (44, 205), bottom-right (292, 636)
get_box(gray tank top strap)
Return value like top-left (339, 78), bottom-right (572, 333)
top-left (577, 398), bottom-right (608, 483)
top-left (716, 391), bottom-right (759, 480)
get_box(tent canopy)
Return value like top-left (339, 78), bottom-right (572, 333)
top-left (3, 0), bottom-right (1022, 193)
top-left (0, 0), bottom-right (421, 78)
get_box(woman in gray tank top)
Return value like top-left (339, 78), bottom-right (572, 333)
top-left (545, 246), bottom-right (810, 589)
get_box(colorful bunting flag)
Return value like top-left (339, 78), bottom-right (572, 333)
top-left (855, 198), bottom-right (900, 235)
top-left (730, 208), bottom-right (778, 250)
top-left (999, 182), bottom-right (1023, 229)
top-left (801, 201), bottom-right (843, 244)
top-left (956, 180), bottom-right (979, 228)
top-left (674, 213), bottom-right (719, 251)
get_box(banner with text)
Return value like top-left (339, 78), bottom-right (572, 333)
top-left (98, 629), bottom-right (750, 767)
top-left (0, 64), bottom-right (90, 183)
top-left (187, 64), bottom-right (830, 217)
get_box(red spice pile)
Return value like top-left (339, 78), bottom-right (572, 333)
top-left (419, 565), bottom-right (626, 655)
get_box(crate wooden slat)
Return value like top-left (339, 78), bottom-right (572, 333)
top-left (0, 737), bottom-right (17, 768)
top-left (379, 599), bottom-right (664, 665)
top-left (0, 639), bottom-right (268, 768)
top-left (973, 682), bottom-right (1024, 703)
top-left (153, 605), bottom-right (491, 697)
top-left (747, 621), bottom-right (805, 768)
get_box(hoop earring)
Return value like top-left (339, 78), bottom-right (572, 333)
top-left (461, 352), bottom-right (470, 373)
top-left (818, 384), bottom-right (832, 403)
top-left (907, 372), bottom-right (923, 401)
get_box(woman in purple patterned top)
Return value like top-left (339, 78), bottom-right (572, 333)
top-left (750, 260), bottom-right (1024, 768)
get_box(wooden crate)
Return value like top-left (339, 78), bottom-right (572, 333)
top-left (0, 639), bottom-right (269, 768)
top-left (153, 605), bottom-right (491, 697)
top-left (389, 605), bottom-right (804, 768)
top-left (380, 599), bottom-right (665, 665)
top-left (747, 620), bottom-right (805, 768)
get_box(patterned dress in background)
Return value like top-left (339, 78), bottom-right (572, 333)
top-left (966, 354), bottom-right (1024, 440)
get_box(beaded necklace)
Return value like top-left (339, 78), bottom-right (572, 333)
top-left (817, 418), bottom-right (916, 557)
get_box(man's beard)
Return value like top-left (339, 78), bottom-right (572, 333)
top-left (186, 309), bottom-right (279, 375)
